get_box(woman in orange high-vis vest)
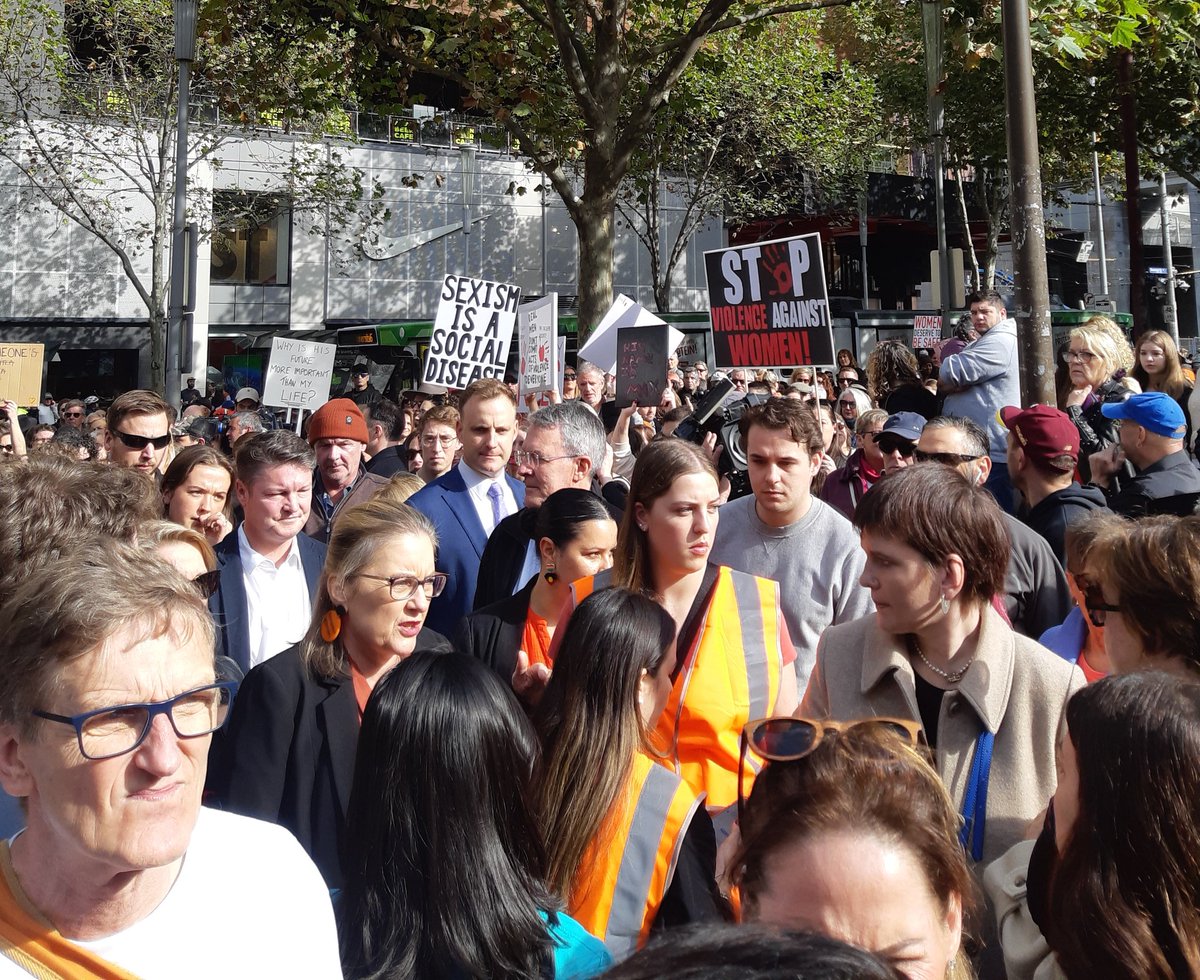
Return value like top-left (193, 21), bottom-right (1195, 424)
top-left (534, 587), bottom-right (725, 959)
top-left (567, 440), bottom-right (799, 815)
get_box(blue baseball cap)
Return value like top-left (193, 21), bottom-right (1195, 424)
top-left (880, 411), bottom-right (927, 443)
top-left (1100, 391), bottom-right (1187, 439)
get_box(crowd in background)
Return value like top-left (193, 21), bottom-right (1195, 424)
top-left (1, 289), bottom-right (1200, 979)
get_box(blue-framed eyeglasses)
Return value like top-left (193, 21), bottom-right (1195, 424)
top-left (31, 681), bottom-right (238, 761)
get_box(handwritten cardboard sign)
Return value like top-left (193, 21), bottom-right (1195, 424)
top-left (704, 232), bottom-right (834, 367)
top-left (423, 274), bottom-right (521, 389)
top-left (262, 337), bottom-right (337, 410)
top-left (0, 343), bottom-right (44, 407)
top-left (518, 293), bottom-right (558, 396)
top-left (615, 325), bottom-right (669, 409)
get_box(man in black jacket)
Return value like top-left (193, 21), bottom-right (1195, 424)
top-left (474, 401), bottom-right (611, 609)
top-left (1001, 404), bottom-right (1109, 568)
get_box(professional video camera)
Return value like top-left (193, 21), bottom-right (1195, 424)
top-left (670, 378), bottom-right (769, 501)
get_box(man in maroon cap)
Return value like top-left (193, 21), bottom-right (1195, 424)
top-left (1001, 404), bottom-right (1108, 568)
top-left (302, 398), bottom-right (389, 542)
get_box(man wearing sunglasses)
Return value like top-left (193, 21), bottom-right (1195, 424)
top-left (875, 412), bottom-right (925, 476)
top-left (915, 414), bottom-right (1071, 639)
top-left (57, 399), bottom-right (86, 429)
top-left (104, 389), bottom-right (173, 477)
top-left (345, 362), bottom-right (382, 411)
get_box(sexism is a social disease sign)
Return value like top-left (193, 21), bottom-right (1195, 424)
top-left (704, 233), bottom-right (834, 367)
top-left (423, 274), bottom-right (522, 389)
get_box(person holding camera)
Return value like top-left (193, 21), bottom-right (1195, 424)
top-left (710, 399), bottom-right (872, 693)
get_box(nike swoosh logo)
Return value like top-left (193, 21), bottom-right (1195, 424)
top-left (362, 209), bottom-right (499, 261)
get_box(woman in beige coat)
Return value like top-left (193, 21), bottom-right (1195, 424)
top-left (800, 464), bottom-right (1084, 865)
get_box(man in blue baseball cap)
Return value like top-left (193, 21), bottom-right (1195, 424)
top-left (876, 411), bottom-right (926, 476)
top-left (1088, 391), bottom-right (1200, 516)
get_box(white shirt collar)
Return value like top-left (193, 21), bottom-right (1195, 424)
top-left (457, 458), bottom-right (504, 498)
top-left (237, 524), bottom-right (301, 572)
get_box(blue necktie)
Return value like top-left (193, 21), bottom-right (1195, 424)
top-left (487, 483), bottom-right (504, 530)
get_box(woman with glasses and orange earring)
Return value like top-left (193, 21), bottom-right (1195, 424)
top-left (802, 464), bottom-right (1084, 865)
top-left (534, 587), bottom-right (725, 961)
top-left (207, 497), bottom-right (453, 890)
top-left (730, 718), bottom-right (974, 980)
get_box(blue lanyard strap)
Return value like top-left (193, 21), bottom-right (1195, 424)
top-left (958, 729), bottom-right (994, 862)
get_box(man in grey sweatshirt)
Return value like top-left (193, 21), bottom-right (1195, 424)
top-left (710, 399), bottom-right (873, 693)
top-left (939, 288), bottom-right (1021, 513)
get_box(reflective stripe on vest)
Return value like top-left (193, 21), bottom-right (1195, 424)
top-left (569, 754), bottom-right (702, 959)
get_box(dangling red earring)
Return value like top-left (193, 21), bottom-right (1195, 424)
top-left (543, 565), bottom-right (558, 585)
top-left (320, 607), bottom-right (343, 642)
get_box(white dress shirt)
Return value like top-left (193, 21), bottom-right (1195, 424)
top-left (238, 526), bottom-right (312, 669)
top-left (457, 459), bottom-right (517, 537)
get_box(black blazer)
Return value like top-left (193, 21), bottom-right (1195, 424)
top-left (454, 578), bottom-right (536, 682)
top-left (473, 509), bottom-right (537, 611)
top-left (205, 628), bottom-right (453, 889)
top-left (208, 531), bottom-right (326, 676)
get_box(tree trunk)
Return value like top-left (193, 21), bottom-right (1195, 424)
top-left (148, 305), bottom-right (167, 395)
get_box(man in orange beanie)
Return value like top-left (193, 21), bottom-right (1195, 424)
top-left (302, 398), bottom-right (389, 542)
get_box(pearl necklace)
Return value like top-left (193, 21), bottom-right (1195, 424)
top-left (910, 636), bottom-right (973, 685)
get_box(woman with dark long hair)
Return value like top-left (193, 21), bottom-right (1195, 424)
top-left (534, 589), bottom-right (723, 959)
top-left (566, 439), bottom-right (798, 815)
top-left (867, 340), bottom-right (937, 418)
top-left (339, 651), bottom-right (610, 979)
top-left (986, 672), bottom-right (1200, 979)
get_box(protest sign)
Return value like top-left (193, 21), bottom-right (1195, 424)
top-left (674, 331), bottom-right (710, 368)
top-left (262, 337), bottom-right (337, 410)
top-left (578, 297), bottom-right (684, 375)
top-left (704, 233), bottom-right (834, 367)
top-left (518, 294), bottom-right (558, 396)
top-left (912, 314), bottom-right (942, 349)
top-left (423, 274), bottom-right (521, 389)
top-left (0, 343), bottom-right (44, 407)
top-left (615, 325), bottom-right (669, 409)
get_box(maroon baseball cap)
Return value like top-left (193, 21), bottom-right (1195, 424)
top-left (998, 405), bottom-right (1079, 468)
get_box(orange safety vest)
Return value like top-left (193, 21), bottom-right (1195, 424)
top-left (569, 753), bottom-right (703, 958)
top-left (570, 566), bottom-right (785, 811)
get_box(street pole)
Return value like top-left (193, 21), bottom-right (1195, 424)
top-left (859, 198), bottom-right (870, 306)
top-left (1001, 0), bottom-right (1054, 406)
top-left (922, 0), bottom-right (951, 325)
top-left (166, 0), bottom-right (197, 406)
top-left (1159, 170), bottom-right (1179, 346)
top-left (1091, 136), bottom-right (1108, 295)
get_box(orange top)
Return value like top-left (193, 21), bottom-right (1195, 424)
top-left (350, 660), bottom-right (372, 721)
top-left (521, 606), bottom-right (554, 669)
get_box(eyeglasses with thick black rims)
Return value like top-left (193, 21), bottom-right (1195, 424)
top-left (737, 716), bottom-right (924, 826)
top-left (357, 572), bottom-right (448, 602)
top-left (32, 681), bottom-right (238, 761)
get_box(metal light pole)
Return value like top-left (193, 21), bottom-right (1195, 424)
top-left (1001, 0), bottom-right (1054, 406)
top-left (1090, 138), bottom-right (1108, 295)
top-left (1159, 170), bottom-right (1179, 346)
top-left (166, 0), bottom-right (197, 406)
top-left (922, 0), bottom-right (951, 325)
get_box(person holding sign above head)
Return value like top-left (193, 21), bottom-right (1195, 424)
top-left (302, 398), bottom-right (390, 544)
top-left (409, 378), bottom-right (525, 638)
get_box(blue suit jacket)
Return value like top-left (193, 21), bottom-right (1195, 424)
top-left (408, 466), bottom-right (525, 638)
top-left (209, 531), bottom-right (327, 675)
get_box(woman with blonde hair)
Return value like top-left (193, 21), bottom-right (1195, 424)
top-left (138, 518), bottom-right (218, 596)
top-left (732, 718), bottom-right (975, 980)
top-left (1060, 316), bottom-right (1139, 480)
top-left (207, 496), bottom-right (451, 888)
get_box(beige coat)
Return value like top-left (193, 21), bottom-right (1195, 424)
top-left (801, 606), bottom-right (1085, 864)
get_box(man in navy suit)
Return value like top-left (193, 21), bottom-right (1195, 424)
top-left (409, 378), bottom-right (524, 637)
top-left (210, 431), bottom-right (327, 674)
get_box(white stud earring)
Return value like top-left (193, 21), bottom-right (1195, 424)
top-left (940, 595), bottom-right (950, 615)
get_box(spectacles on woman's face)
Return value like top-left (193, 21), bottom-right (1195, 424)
top-left (358, 572), bottom-right (448, 602)
top-left (1062, 349), bottom-right (1099, 365)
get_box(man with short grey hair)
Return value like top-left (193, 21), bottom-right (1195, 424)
top-left (227, 409), bottom-right (265, 450)
top-left (473, 400), bottom-right (615, 609)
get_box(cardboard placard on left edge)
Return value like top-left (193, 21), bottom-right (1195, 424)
top-left (0, 343), bottom-right (44, 407)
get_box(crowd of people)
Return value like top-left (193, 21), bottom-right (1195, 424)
top-left (1, 289), bottom-right (1200, 978)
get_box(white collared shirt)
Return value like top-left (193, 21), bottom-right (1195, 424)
top-left (457, 459), bottom-right (517, 537)
top-left (238, 526), bottom-right (312, 669)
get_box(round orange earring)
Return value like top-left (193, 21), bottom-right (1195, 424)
top-left (320, 608), bottom-right (343, 642)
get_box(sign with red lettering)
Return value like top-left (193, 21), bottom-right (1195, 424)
top-left (704, 233), bottom-right (834, 368)
top-left (912, 314), bottom-right (942, 349)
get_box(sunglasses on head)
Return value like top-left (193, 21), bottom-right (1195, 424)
top-left (737, 716), bottom-right (924, 825)
top-left (192, 569), bottom-right (221, 600)
top-left (114, 430), bottom-right (171, 451)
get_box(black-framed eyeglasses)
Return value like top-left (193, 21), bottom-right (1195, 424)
top-left (358, 572), bottom-right (448, 601)
top-left (114, 430), bottom-right (171, 451)
top-left (1083, 585), bottom-right (1120, 627)
top-left (914, 449), bottom-right (983, 466)
top-left (192, 569), bottom-right (221, 599)
top-left (737, 716), bottom-right (923, 827)
top-left (513, 450), bottom-right (577, 468)
top-left (61, 411), bottom-right (84, 419)
top-left (876, 437), bottom-right (917, 457)
top-left (32, 681), bottom-right (238, 761)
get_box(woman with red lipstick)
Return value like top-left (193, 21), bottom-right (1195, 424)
top-left (207, 496), bottom-right (453, 889)
top-left (568, 439), bottom-right (798, 817)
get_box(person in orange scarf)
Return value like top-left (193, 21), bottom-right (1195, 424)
top-left (0, 540), bottom-right (340, 978)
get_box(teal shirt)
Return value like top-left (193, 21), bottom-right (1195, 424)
top-left (543, 910), bottom-right (613, 978)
